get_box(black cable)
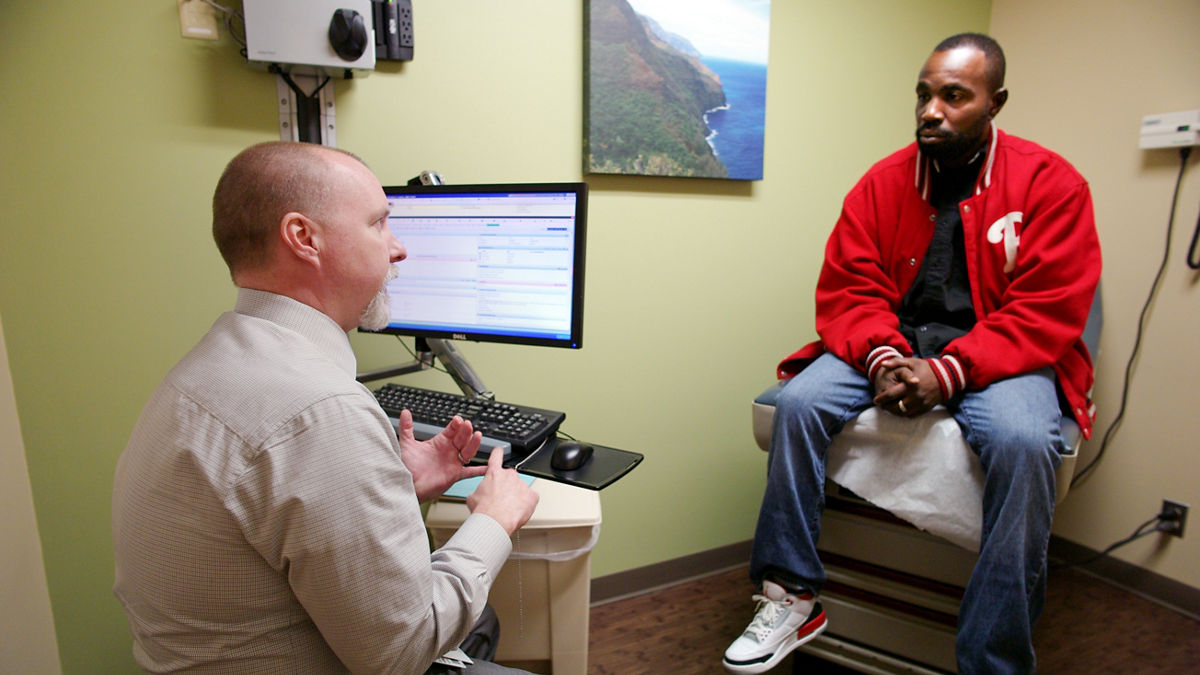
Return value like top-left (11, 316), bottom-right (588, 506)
top-left (393, 336), bottom-right (496, 399)
top-left (197, 0), bottom-right (246, 47)
top-left (1187, 177), bottom-right (1200, 269)
top-left (395, 335), bottom-right (450, 378)
top-left (1050, 514), bottom-right (1162, 569)
top-left (1073, 146), bottom-right (1192, 486)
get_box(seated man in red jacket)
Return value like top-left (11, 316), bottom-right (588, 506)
top-left (723, 33), bottom-right (1100, 675)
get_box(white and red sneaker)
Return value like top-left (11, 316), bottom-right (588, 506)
top-left (722, 580), bottom-right (827, 674)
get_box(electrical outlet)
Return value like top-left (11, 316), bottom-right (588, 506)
top-left (397, 0), bottom-right (414, 53)
top-left (178, 0), bottom-right (219, 41)
top-left (1160, 500), bottom-right (1188, 538)
top-left (398, 13), bottom-right (413, 47)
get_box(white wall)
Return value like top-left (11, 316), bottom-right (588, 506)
top-left (991, 0), bottom-right (1200, 586)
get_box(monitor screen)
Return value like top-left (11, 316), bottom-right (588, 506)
top-left (365, 182), bottom-right (588, 349)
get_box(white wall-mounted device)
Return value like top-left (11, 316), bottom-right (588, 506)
top-left (243, 0), bottom-right (376, 77)
top-left (1138, 109), bottom-right (1200, 149)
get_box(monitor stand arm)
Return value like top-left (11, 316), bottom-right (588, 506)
top-left (354, 347), bottom-right (434, 383)
top-left (355, 337), bottom-right (494, 400)
top-left (426, 338), bottom-right (494, 400)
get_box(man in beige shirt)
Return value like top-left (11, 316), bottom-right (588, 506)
top-left (113, 142), bottom-right (539, 673)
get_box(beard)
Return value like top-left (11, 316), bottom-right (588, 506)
top-left (916, 120), bottom-right (988, 164)
top-left (358, 265), bottom-right (399, 331)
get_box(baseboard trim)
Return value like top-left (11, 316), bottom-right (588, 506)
top-left (1048, 535), bottom-right (1200, 621)
top-left (590, 540), bottom-right (751, 605)
top-left (590, 536), bottom-right (1200, 621)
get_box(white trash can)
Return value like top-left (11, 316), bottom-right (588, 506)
top-left (426, 479), bottom-right (602, 674)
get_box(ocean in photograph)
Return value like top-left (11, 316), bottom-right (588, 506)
top-left (702, 58), bottom-right (768, 181)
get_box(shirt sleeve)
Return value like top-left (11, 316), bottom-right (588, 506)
top-left (225, 392), bottom-right (512, 674)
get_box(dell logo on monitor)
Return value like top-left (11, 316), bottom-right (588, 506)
top-left (453, 333), bottom-right (467, 340)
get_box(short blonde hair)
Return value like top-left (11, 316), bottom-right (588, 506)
top-left (211, 142), bottom-right (363, 275)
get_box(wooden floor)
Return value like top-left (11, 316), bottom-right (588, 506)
top-left (587, 564), bottom-right (1200, 674)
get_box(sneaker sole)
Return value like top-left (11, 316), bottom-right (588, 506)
top-left (722, 605), bottom-right (828, 674)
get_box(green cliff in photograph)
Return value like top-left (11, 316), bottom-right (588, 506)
top-left (587, 0), bottom-right (727, 178)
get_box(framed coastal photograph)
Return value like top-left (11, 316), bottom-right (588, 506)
top-left (586, 0), bottom-right (771, 181)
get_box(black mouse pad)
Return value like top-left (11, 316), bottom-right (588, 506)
top-left (514, 438), bottom-right (643, 490)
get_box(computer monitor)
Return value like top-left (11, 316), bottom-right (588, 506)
top-left (366, 182), bottom-right (588, 349)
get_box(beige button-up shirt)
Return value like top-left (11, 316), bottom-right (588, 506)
top-left (113, 289), bottom-right (511, 673)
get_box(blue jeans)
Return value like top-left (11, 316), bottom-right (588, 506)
top-left (749, 353), bottom-right (1063, 674)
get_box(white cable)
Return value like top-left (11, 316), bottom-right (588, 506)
top-left (198, 0), bottom-right (232, 16)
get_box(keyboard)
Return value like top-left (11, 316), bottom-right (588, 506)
top-left (372, 382), bottom-right (565, 458)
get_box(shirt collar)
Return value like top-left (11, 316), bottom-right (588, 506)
top-left (234, 288), bottom-right (358, 377)
top-left (915, 125), bottom-right (1000, 202)
top-left (932, 141), bottom-right (989, 175)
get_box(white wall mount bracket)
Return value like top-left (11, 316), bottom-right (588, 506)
top-left (274, 71), bottom-right (337, 147)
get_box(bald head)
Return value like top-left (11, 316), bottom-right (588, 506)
top-left (212, 142), bottom-right (366, 277)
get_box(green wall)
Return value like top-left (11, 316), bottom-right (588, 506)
top-left (0, 1), bottom-right (990, 671)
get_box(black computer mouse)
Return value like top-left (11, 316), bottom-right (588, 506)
top-left (328, 9), bottom-right (368, 61)
top-left (551, 441), bottom-right (593, 471)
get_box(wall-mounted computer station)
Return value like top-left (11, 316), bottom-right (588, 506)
top-left (357, 182), bottom-right (642, 490)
